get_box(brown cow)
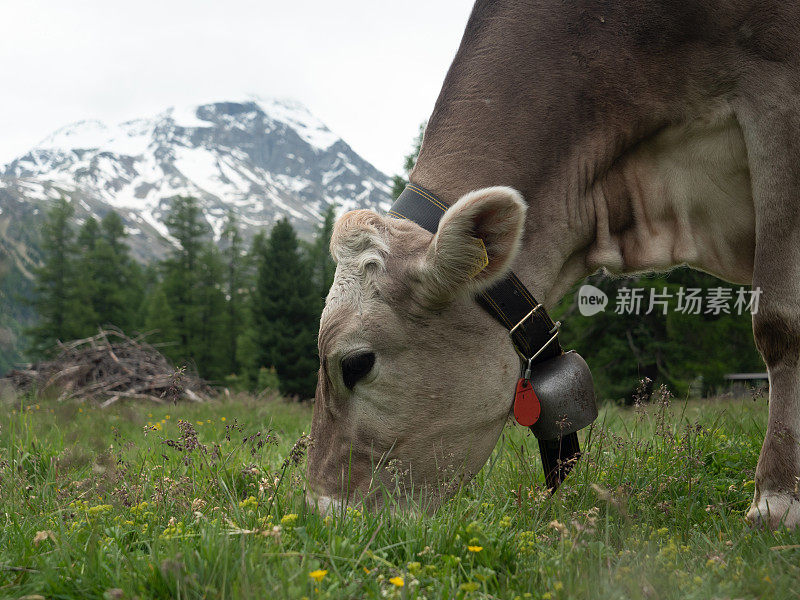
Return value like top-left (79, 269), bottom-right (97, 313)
top-left (307, 0), bottom-right (800, 528)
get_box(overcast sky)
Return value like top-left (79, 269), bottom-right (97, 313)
top-left (0, 1), bottom-right (475, 175)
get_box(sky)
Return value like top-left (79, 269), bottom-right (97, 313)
top-left (0, 0), bottom-right (476, 176)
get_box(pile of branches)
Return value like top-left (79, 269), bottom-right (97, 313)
top-left (4, 329), bottom-right (211, 406)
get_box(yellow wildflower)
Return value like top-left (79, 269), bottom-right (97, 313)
top-left (281, 513), bottom-right (299, 527)
top-left (239, 496), bottom-right (258, 510)
top-left (467, 545), bottom-right (483, 553)
top-left (309, 569), bottom-right (327, 582)
top-left (389, 576), bottom-right (404, 587)
top-left (87, 504), bottom-right (113, 517)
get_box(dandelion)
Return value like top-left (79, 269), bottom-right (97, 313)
top-left (221, 417), bottom-right (226, 422)
top-left (467, 545), bottom-right (483, 553)
top-left (389, 576), bottom-right (404, 587)
top-left (309, 569), bottom-right (327, 582)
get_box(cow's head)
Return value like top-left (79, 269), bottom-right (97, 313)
top-left (306, 187), bottom-right (527, 513)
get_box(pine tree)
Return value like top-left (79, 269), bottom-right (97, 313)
top-left (72, 217), bottom-right (101, 335)
top-left (221, 211), bottom-right (246, 376)
top-left (26, 198), bottom-right (83, 356)
top-left (100, 211), bottom-right (144, 331)
top-left (391, 121), bottom-right (426, 199)
top-left (251, 218), bottom-right (319, 398)
top-left (143, 284), bottom-right (178, 350)
top-left (312, 204), bottom-right (337, 304)
top-left (71, 212), bottom-right (143, 335)
top-left (194, 245), bottom-right (228, 381)
top-left (161, 197), bottom-right (208, 362)
top-left (236, 231), bottom-right (266, 387)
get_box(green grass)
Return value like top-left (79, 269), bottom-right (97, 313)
top-left (1, 387), bottom-right (798, 600)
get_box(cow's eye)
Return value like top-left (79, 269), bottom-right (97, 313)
top-left (341, 351), bottom-right (375, 390)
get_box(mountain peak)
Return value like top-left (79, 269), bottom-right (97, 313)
top-left (0, 97), bottom-right (392, 260)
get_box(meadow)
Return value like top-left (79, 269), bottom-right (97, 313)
top-left (1, 386), bottom-right (799, 600)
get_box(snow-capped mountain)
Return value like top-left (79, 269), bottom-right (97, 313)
top-left (0, 97), bottom-right (393, 260)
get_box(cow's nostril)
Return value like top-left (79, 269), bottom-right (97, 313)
top-left (341, 351), bottom-right (375, 389)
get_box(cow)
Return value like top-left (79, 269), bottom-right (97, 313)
top-left (306, 0), bottom-right (800, 529)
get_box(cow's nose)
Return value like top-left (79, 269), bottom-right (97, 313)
top-left (305, 492), bottom-right (342, 515)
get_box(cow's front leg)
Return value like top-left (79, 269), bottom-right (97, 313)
top-left (737, 98), bottom-right (800, 529)
top-left (747, 313), bottom-right (800, 528)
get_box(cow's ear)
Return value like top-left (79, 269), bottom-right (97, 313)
top-left (417, 186), bottom-right (526, 305)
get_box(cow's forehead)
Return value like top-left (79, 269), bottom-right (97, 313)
top-left (326, 210), bottom-right (430, 308)
top-left (319, 211), bottom-right (431, 355)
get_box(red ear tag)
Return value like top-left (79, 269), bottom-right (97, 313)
top-left (513, 378), bottom-right (541, 426)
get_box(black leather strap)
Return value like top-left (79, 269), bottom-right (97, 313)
top-left (389, 183), bottom-right (580, 491)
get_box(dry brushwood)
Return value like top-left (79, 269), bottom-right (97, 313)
top-left (3, 328), bottom-right (211, 406)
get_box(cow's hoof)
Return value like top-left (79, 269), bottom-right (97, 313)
top-left (746, 493), bottom-right (800, 529)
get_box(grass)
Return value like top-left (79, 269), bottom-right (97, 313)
top-left (1, 386), bottom-right (799, 600)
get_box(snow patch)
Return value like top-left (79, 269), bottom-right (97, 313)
top-left (167, 105), bottom-right (214, 129)
top-left (254, 97), bottom-right (340, 151)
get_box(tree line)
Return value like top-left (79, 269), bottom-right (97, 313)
top-left (27, 197), bottom-right (335, 399)
top-left (27, 124), bottom-right (766, 404)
